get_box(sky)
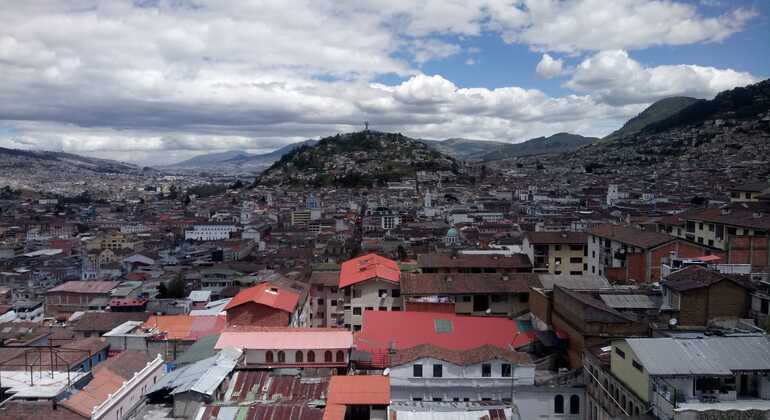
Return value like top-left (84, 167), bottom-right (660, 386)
top-left (0, 0), bottom-right (767, 165)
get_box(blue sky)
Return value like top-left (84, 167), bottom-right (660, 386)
top-left (0, 0), bottom-right (767, 164)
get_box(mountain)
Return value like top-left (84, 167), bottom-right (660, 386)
top-left (168, 150), bottom-right (252, 168)
top-left (166, 140), bottom-right (317, 171)
top-left (419, 138), bottom-right (508, 159)
top-left (0, 147), bottom-right (147, 175)
top-left (563, 79), bottom-right (770, 174)
top-left (603, 97), bottom-right (698, 141)
top-left (477, 132), bottom-right (599, 161)
top-left (255, 131), bottom-right (459, 187)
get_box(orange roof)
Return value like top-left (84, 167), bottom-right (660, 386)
top-left (142, 315), bottom-right (194, 340)
top-left (224, 282), bottom-right (300, 313)
top-left (326, 375), bottom-right (390, 405)
top-left (339, 253), bottom-right (400, 288)
top-left (61, 368), bottom-right (125, 416)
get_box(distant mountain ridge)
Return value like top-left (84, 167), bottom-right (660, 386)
top-left (603, 96), bottom-right (698, 141)
top-left (418, 138), bottom-right (509, 159)
top-left (477, 132), bottom-right (599, 161)
top-left (166, 140), bottom-right (318, 171)
top-left (0, 147), bottom-right (147, 174)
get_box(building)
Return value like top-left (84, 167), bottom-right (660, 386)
top-left (729, 181), bottom-right (770, 202)
top-left (185, 223), bottom-right (238, 241)
top-left (522, 232), bottom-right (588, 275)
top-left (325, 375), bottom-right (390, 420)
top-left (607, 336), bottom-right (770, 420)
top-left (587, 224), bottom-right (716, 283)
top-left (339, 253), bottom-right (402, 331)
top-left (388, 344), bottom-right (534, 402)
top-left (215, 328), bottom-right (352, 371)
top-left (45, 280), bottom-right (121, 317)
top-left (224, 282), bottom-right (302, 327)
top-left (660, 265), bottom-right (753, 327)
top-left (353, 311), bottom-right (534, 369)
top-left (418, 253), bottom-right (533, 274)
top-left (400, 272), bottom-right (538, 316)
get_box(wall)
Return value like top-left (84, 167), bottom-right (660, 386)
top-left (344, 279), bottom-right (402, 329)
top-left (92, 355), bottom-right (165, 420)
top-left (609, 341), bottom-right (650, 403)
top-left (244, 348), bottom-right (348, 366)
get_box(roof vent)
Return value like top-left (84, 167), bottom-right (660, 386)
top-left (721, 208), bottom-right (731, 215)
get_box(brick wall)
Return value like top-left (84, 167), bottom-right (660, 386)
top-left (728, 236), bottom-right (770, 267)
top-left (226, 302), bottom-right (289, 327)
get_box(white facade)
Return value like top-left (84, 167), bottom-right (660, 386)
top-left (389, 356), bottom-right (535, 402)
top-left (91, 354), bottom-right (165, 420)
top-left (343, 279), bottom-right (402, 330)
top-left (184, 224), bottom-right (237, 241)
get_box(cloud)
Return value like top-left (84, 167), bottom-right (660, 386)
top-left (0, 1), bottom-right (761, 164)
top-left (566, 50), bottom-right (758, 105)
top-left (491, 0), bottom-right (757, 53)
top-left (536, 54), bottom-right (566, 79)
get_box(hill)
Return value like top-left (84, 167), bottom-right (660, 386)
top-left (564, 79), bottom-right (770, 174)
top-left (167, 140), bottom-right (317, 171)
top-left (418, 138), bottom-right (508, 159)
top-left (0, 147), bottom-right (147, 175)
top-left (255, 131), bottom-right (459, 187)
top-left (603, 97), bottom-right (698, 141)
top-left (477, 132), bottom-right (598, 161)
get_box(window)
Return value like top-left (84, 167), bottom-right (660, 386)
top-left (336, 350), bottom-right (345, 362)
top-left (482, 363), bottom-right (491, 377)
top-left (331, 299), bottom-right (337, 306)
top-left (728, 227), bottom-right (737, 235)
top-left (554, 271), bottom-right (562, 275)
top-left (331, 287), bottom-right (338, 293)
top-left (352, 307), bottom-right (362, 315)
top-left (365, 306), bottom-right (374, 311)
top-left (632, 360), bottom-right (643, 372)
top-left (555, 257), bottom-right (562, 264)
top-left (501, 363), bottom-right (512, 377)
top-left (413, 364), bottom-right (423, 377)
top-left (432, 397), bottom-right (442, 402)
top-left (378, 289), bottom-right (388, 298)
top-left (570, 395), bottom-right (580, 414)
top-left (324, 351), bottom-right (333, 362)
top-left (519, 294), bottom-right (529, 303)
top-left (462, 295), bottom-right (471, 302)
top-left (392, 306), bottom-right (401, 311)
top-left (570, 271), bottom-right (583, 275)
top-left (307, 351), bottom-right (315, 363)
top-left (491, 294), bottom-right (506, 303)
top-left (317, 298), bottom-right (324, 305)
top-left (412, 397), bottom-right (423, 401)
top-left (614, 347), bottom-right (626, 359)
top-left (433, 364), bottom-right (443, 378)
top-left (554, 395), bottom-right (564, 414)
top-left (265, 351), bottom-right (274, 363)
top-left (294, 350), bottom-right (304, 363)
top-left (570, 257), bottom-right (582, 264)
top-left (277, 351), bottom-right (285, 363)
top-left (554, 245), bottom-right (562, 251)
top-left (761, 299), bottom-right (769, 315)
top-left (392, 289), bottom-right (401, 298)
top-left (353, 289), bottom-right (361, 298)
top-left (570, 245), bottom-right (583, 252)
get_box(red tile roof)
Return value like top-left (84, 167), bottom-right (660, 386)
top-left (224, 282), bottom-right (300, 313)
top-left (390, 344), bottom-right (531, 367)
top-left (339, 254), bottom-right (400, 288)
top-left (588, 224), bottom-right (673, 249)
top-left (355, 311), bottom-right (534, 353)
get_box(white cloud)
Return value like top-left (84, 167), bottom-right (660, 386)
top-left (492, 0), bottom-right (756, 53)
top-left (0, 1), bottom-right (761, 164)
top-left (566, 50), bottom-right (758, 105)
top-left (536, 54), bottom-right (566, 79)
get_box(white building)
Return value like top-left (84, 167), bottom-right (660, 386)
top-left (184, 223), bottom-right (237, 241)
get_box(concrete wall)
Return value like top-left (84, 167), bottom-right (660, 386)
top-left (609, 340), bottom-right (650, 403)
top-left (344, 279), bottom-right (402, 329)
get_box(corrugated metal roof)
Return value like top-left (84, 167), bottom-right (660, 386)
top-left (599, 294), bottom-right (658, 309)
top-left (149, 346), bottom-right (241, 397)
top-left (625, 336), bottom-right (770, 376)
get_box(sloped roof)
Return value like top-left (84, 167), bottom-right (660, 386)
top-left (355, 311), bottom-right (534, 353)
top-left (588, 224), bottom-right (673, 249)
top-left (390, 344), bottom-right (531, 367)
top-left (224, 283), bottom-right (300, 313)
top-left (339, 253), bottom-right (400, 288)
top-left (150, 347), bottom-right (242, 397)
top-left (625, 336), bottom-right (770, 376)
top-left (142, 315), bottom-right (194, 340)
top-left (72, 311), bottom-right (150, 333)
top-left (525, 232), bottom-right (587, 245)
top-left (663, 265), bottom-right (753, 292)
top-left (47, 281), bottom-right (121, 294)
top-left (417, 253), bottom-right (532, 269)
top-left (401, 273), bottom-right (539, 295)
top-left (326, 375), bottom-right (390, 405)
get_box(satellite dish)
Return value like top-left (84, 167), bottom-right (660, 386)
top-left (485, 308), bottom-right (492, 315)
top-left (669, 318), bottom-right (678, 327)
top-left (383, 368), bottom-right (390, 376)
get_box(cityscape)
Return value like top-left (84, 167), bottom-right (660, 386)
top-left (0, 2), bottom-right (769, 420)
